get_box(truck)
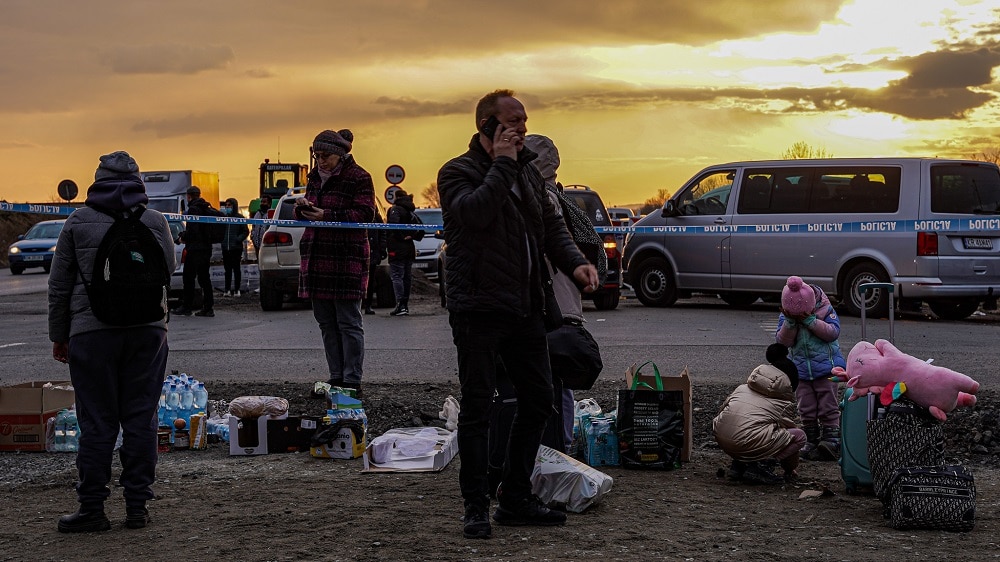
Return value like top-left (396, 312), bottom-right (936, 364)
top-left (142, 170), bottom-right (221, 215)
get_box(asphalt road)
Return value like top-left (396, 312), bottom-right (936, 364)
top-left (3, 272), bottom-right (1000, 389)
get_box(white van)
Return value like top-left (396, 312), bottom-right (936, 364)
top-left (623, 158), bottom-right (1000, 319)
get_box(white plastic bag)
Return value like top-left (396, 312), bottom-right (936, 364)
top-left (531, 445), bottom-right (614, 513)
top-left (438, 395), bottom-right (460, 431)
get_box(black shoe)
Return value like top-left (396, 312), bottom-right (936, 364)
top-left (171, 306), bottom-right (193, 316)
top-left (58, 509), bottom-right (111, 533)
top-left (390, 307), bottom-right (409, 316)
top-left (463, 505), bottom-right (492, 539)
top-left (340, 382), bottom-right (363, 400)
top-left (194, 309), bottom-right (215, 317)
top-left (493, 496), bottom-right (566, 527)
top-left (727, 459), bottom-right (747, 480)
top-left (740, 462), bottom-right (784, 485)
top-left (364, 307), bottom-right (376, 315)
top-left (125, 507), bottom-right (151, 529)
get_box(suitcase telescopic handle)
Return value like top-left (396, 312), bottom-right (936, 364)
top-left (858, 282), bottom-right (895, 342)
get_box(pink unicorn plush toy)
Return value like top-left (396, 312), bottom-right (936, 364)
top-left (832, 339), bottom-right (979, 421)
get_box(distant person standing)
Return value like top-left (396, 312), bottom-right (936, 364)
top-left (48, 150), bottom-right (175, 532)
top-left (220, 197), bottom-right (249, 297)
top-left (295, 129), bottom-right (376, 396)
top-left (386, 189), bottom-right (422, 316)
top-left (172, 186), bottom-right (222, 317)
top-left (363, 206), bottom-right (388, 315)
top-left (251, 194), bottom-right (272, 257)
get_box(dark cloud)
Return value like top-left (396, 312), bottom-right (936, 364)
top-left (102, 44), bottom-right (235, 74)
top-left (373, 96), bottom-right (476, 118)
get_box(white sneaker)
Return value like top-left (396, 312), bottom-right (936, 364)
top-left (234, 290), bottom-right (241, 297)
top-left (223, 291), bottom-right (232, 297)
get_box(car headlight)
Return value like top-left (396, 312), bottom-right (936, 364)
top-left (49, 245), bottom-right (57, 252)
top-left (9, 247), bottom-right (19, 254)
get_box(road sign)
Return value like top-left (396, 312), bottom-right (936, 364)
top-left (385, 185), bottom-right (403, 205)
top-left (385, 164), bottom-right (405, 185)
top-left (57, 179), bottom-right (78, 201)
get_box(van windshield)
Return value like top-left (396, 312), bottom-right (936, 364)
top-left (931, 164), bottom-right (1000, 214)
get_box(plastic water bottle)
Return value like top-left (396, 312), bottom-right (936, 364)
top-left (165, 383), bottom-right (180, 428)
top-left (180, 383), bottom-right (194, 426)
top-left (192, 382), bottom-right (208, 414)
top-left (157, 384), bottom-right (167, 426)
top-left (64, 409), bottom-right (80, 452)
top-left (52, 409), bottom-right (68, 452)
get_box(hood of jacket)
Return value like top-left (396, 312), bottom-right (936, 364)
top-left (746, 364), bottom-right (795, 400)
top-left (393, 193), bottom-right (415, 213)
top-left (85, 176), bottom-right (148, 212)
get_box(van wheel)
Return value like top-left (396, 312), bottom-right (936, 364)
top-left (634, 257), bottom-right (677, 307)
top-left (928, 299), bottom-right (980, 321)
top-left (10, 266), bottom-right (24, 275)
top-left (260, 286), bottom-right (284, 311)
top-left (841, 263), bottom-right (890, 318)
top-left (720, 292), bottom-right (759, 307)
top-left (593, 289), bottom-right (621, 310)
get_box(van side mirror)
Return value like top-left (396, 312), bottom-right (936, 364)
top-left (434, 229), bottom-right (445, 240)
top-left (662, 201), bottom-right (679, 217)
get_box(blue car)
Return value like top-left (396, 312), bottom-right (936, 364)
top-left (8, 219), bottom-right (65, 275)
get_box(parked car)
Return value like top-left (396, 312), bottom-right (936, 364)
top-left (7, 219), bottom-right (65, 275)
top-left (607, 207), bottom-right (637, 227)
top-left (623, 157), bottom-right (1000, 319)
top-left (437, 185), bottom-right (623, 310)
top-left (257, 190), bottom-right (393, 311)
top-left (413, 207), bottom-right (443, 281)
top-left (561, 185), bottom-right (623, 310)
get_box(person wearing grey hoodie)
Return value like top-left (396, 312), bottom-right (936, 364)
top-left (48, 151), bottom-right (175, 533)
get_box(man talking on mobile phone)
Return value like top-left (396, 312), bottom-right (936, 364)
top-left (437, 89), bottom-right (599, 539)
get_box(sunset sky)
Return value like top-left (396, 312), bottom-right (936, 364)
top-left (3, 0), bottom-right (1000, 209)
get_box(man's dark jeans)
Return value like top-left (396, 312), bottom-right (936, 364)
top-left (69, 327), bottom-right (168, 510)
top-left (183, 248), bottom-right (213, 310)
top-left (449, 310), bottom-right (554, 510)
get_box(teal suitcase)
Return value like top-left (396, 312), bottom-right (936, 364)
top-left (839, 282), bottom-right (894, 494)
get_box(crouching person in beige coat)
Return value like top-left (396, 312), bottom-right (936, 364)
top-left (713, 343), bottom-right (806, 485)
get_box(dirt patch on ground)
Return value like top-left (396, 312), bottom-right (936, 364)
top-left (1, 377), bottom-right (996, 561)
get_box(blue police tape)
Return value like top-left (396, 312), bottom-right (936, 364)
top-left (4, 201), bottom-right (1000, 234)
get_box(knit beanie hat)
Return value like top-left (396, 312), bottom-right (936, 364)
top-left (523, 134), bottom-right (560, 183)
top-left (313, 129), bottom-right (353, 156)
top-left (95, 150), bottom-right (140, 180)
top-left (781, 275), bottom-right (816, 317)
top-left (766, 343), bottom-right (798, 390)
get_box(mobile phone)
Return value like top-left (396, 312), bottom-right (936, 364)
top-left (480, 115), bottom-right (501, 138)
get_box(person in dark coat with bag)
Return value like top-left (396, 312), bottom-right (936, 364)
top-left (220, 197), bottom-right (249, 297)
top-left (363, 206), bottom-right (387, 314)
top-left (172, 186), bottom-right (222, 317)
top-left (437, 89), bottom-right (599, 539)
top-left (48, 151), bottom-right (175, 532)
top-left (386, 189), bottom-right (422, 316)
top-left (295, 128), bottom-right (376, 396)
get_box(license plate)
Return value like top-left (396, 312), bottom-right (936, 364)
top-left (23, 255), bottom-right (44, 261)
top-left (412, 262), bottom-right (429, 269)
top-left (963, 237), bottom-right (993, 250)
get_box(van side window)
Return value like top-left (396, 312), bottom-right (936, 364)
top-left (814, 168), bottom-right (900, 213)
top-left (676, 171), bottom-right (734, 215)
top-left (931, 164), bottom-right (1000, 214)
top-left (737, 169), bottom-right (812, 214)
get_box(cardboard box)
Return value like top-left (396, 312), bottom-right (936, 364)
top-left (624, 364), bottom-right (693, 462)
top-left (0, 381), bottom-right (75, 452)
top-left (267, 415), bottom-right (321, 453)
top-left (229, 415), bottom-right (270, 456)
top-left (310, 419), bottom-right (367, 459)
top-left (362, 427), bottom-right (458, 473)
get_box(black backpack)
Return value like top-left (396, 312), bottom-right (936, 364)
top-left (86, 206), bottom-right (171, 326)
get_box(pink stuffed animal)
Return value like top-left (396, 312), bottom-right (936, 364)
top-left (831, 339), bottom-right (979, 421)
